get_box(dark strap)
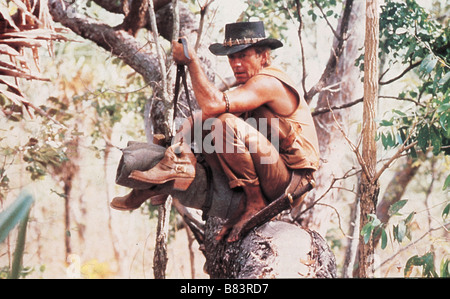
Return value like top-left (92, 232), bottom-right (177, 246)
top-left (172, 38), bottom-right (195, 136)
top-left (199, 158), bottom-right (214, 221)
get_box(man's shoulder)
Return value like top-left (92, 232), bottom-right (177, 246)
top-left (258, 66), bottom-right (286, 77)
top-left (256, 66), bottom-right (299, 97)
top-left (246, 71), bottom-right (286, 92)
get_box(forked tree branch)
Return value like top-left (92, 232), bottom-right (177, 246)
top-left (305, 0), bottom-right (354, 102)
top-left (48, 0), bottom-right (161, 84)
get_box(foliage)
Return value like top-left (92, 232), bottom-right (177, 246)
top-left (404, 252), bottom-right (438, 278)
top-left (0, 0), bottom-right (67, 117)
top-left (361, 197), bottom-right (449, 277)
top-left (0, 1), bottom-right (70, 197)
top-left (243, 0), bottom-right (342, 41)
top-left (377, 0), bottom-right (450, 184)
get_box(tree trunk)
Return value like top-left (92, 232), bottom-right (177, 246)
top-left (63, 180), bottom-right (72, 263)
top-left (357, 0), bottom-right (380, 278)
top-left (297, 0), bottom-right (365, 237)
top-left (203, 216), bottom-right (336, 278)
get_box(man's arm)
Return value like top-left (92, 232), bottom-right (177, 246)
top-left (172, 39), bottom-right (295, 117)
top-left (172, 40), bottom-right (224, 118)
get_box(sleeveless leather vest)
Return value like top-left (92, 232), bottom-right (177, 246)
top-left (251, 66), bottom-right (320, 170)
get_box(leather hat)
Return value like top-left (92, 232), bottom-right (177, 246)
top-left (209, 21), bottom-right (283, 56)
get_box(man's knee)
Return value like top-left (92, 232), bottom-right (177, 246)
top-left (210, 113), bottom-right (245, 154)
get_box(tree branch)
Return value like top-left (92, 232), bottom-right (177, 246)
top-left (305, 0), bottom-right (354, 102)
top-left (312, 97), bottom-right (363, 116)
top-left (311, 94), bottom-right (426, 117)
top-left (294, 0), bottom-right (307, 97)
top-left (48, 0), bottom-right (161, 84)
top-left (91, 0), bottom-right (171, 15)
top-left (379, 60), bottom-right (421, 85)
top-left (313, 0), bottom-right (340, 40)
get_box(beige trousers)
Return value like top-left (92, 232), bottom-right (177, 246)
top-left (204, 112), bottom-right (291, 201)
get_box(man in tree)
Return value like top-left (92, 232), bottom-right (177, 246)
top-left (111, 21), bottom-right (320, 242)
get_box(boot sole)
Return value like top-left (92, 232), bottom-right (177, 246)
top-left (110, 202), bottom-right (140, 211)
top-left (129, 171), bottom-right (194, 191)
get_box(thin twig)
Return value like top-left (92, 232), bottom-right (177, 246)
top-left (195, 0), bottom-right (215, 51)
top-left (296, 167), bottom-right (361, 218)
top-left (288, 0), bottom-right (307, 96)
top-left (104, 82), bottom-right (152, 94)
top-left (379, 61), bottom-right (421, 85)
top-left (313, 0), bottom-right (340, 40)
top-left (315, 203), bottom-right (354, 239)
top-left (372, 118), bottom-right (420, 183)
top-left (377, 222), bottom-right (450, 271)
top-left (372, 141), bottom-right (418, 183)
top-left (148, 0), bottom-right (168, 94)
top-left (326, 96), bottom-right (371, 179)
top-left (312, 97), bottom-right (363, 116)
top-left (378, 95), bottom-right (426, 107)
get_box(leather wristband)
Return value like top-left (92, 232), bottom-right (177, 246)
top-left (223, 92), bottom-right (230, 113)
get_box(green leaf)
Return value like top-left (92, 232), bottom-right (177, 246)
top-left (419, 54), bottom-right (438, 74)
top-left (417, 124), bottom-right (430, 153)
top-left (405, 212), bottom-right (415, 225)
top-left (361, 222), bottom-right (373, 244)
top-left (372, 217), bottom-right (381, 227)
top-left (430, 125), bottom-right (442, 155)
top-left (392, 109), bottom-right (406, 117)
top-left (404, 252), bottom-right (437, 278)
top-left (0, 190), bottom-right (34, 244)
top-left (439, 113), bottom-right (450, 138)
top-left (9, 211), bottom-right (29, 279)
top-left (405, 255), bottom-right (421, 277)
top-left (441, 259), bottom-right (450, 278)
top-left (442, 203), bottom-right (450, 219)
top-left (439, 72), bottom-right (450, 85)
top-left (380, 119), bottom-right (394, 126)
top-left (381, 229), bottom-right (388, 250)
top-left (381, 132), bottom-right (388, 148)
top-left (397, 221), bottom-right (407, 242)
top-left (444, 174), bottom-right (450, 190)
top-left (437, 103), bottom-right (450, 114)
top-left (388, 199), bottom-right (408, 216)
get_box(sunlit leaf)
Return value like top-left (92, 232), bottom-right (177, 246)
top-left (442, 203), bottom-right (450, 219)
top-left (444, 175), bottom-right (450, 190)
top-left (404, 252), bottom-right (438, 278)
top-left (388, 199), bottom-right (408, 216)
top-left (439, 72), bottom-right (450, 85)
top-left (419, 54), bottom-right (438, 75)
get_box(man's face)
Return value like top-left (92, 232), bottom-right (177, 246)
top-left (228, 47), bottom-right (265, 84)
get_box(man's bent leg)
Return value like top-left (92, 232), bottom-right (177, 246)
top-left (212, 114), bottom-right (291, 242)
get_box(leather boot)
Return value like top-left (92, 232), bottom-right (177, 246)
top-left (110, 188), bottom-right (168, 211)
top-left (129, 142), bottom-right (196, 191)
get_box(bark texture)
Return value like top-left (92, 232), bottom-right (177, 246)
top-left (357, 0), bottom-right (380, 278)
top-left (204, 217), bottom-right (336, 278)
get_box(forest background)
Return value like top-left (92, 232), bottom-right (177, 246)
top-left (0, 0), bottom-right (449, 278)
